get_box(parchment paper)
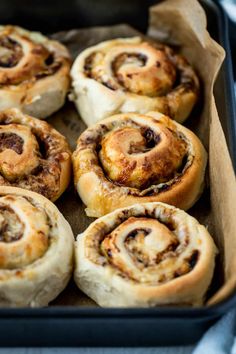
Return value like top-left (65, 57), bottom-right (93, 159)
top-left (48, 0), bottom-right (235, 307)
top-left (149, 0), bottom-right (236, 305)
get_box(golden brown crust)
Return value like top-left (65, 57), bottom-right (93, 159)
top-left (0, 186), bottom-right (74, 307)
top-left (74, 202), bottom-right (217, 307)
top-left (0, 25), bottom-right (71, 118)
top-left (72, 111), bottom-right (207, 217)
top-left (0, 108), bottom-right (71, 201)
top-left (71, 37), bottom-right (199, 126)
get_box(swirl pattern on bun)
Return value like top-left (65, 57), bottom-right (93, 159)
top-left (71, 37), bottom-right (199, 126)
top-left (0, 186), bottom-right (74, 307)
top-left (72, 111), bottom-right (207, 217)
top-left (0, 108), bottom-right (71, 201)
top-left (74, 202), bottom-right (217, 307)
top-left (0, 25), bottom-right (71, 118)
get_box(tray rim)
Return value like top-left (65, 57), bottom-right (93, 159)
top-left (214, 0), bottom-right (236, 171)
top-left (0, 0), bottom-right (235, 324)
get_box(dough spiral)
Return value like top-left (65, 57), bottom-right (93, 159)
top-left (73, 111), bottom-right (207, 217)
top-left (71, 37), bottom-right (199, 126)
top-left (0, 108), bottom-right (71, 201)
top-left (0, 186), bottom-right (74, 307)
top-left (74, 202), bottom-right (217, 307)
top-left (0, 25), bottom-right (71, 118)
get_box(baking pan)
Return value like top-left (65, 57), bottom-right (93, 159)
top-left (0, 0), bottom-right (235, 347)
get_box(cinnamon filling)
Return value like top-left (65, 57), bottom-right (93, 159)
top-left (126, 227), bottom-right (151, 240)
top-left (0, 35), bottom-right (62, 85)
top-left (84, 52), bottom-right (96, 77)
top-left (35, 52), bottom-right (62, 79)
top-left (82, 40), bottom-right (199, 103)
top-left (79, 117), bottom-right (193, 198)
top-left (112, 52), bottom-right (147, 86)
top-left (98, 214), bottom-right (199, 284)
top-left (84, 52), bottom-right (118, 90)
top-left (0, 36), bottom-right (23, 68)
top-left (127, 128), bottom-right (161, 154)
top-left (112, 53), bottom-right (147, 72)
top-left (0, 116), bottom-right (66, 200)
top-left (141, 127), bottom-right (161, 149)
top-left (187, 250), bottom-right (199, 270)
top-left (84, 52), bottom-right (147, 82)
top-left (99, 125), bottom-right (188, 190)
top-left (173, 251), bottom-right (200, 278)
top-left (0, 132), bottom-right (24, 154)
top-left (124, 223), bottom-right (180, 269)
top-left (0, 205), bottom-right (23, 242)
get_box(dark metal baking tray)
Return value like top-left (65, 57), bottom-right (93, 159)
top-left (0, 0), bottom-right (235, 347)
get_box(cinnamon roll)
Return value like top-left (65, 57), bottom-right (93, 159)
top-left (71, 37), bottom-right (199, 126)
top-left (74, 202), bottom-right (217, 307)
top-left (0, 108), bottom-right (71, 201)
top-left (72, 111), bottom-right (207, 217)
top-left (0, 25), bottom-right (71, 118)
top-left (0, 186), bottom-right (74, 307)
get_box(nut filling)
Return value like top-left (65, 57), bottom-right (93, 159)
top-left (83, 40), bottom-right (198, 98)
top-left (85, 204), bottom-right (204, 286)
top-left (0, 132), bottom-right (24, 154)
top-left (0, 193), bottom-right (50, 270)
top-left (0, 109), bottom-right (71, 201)
top-left (78, 115), bottom-right (193, 195)
top-left (0, 36), bottom-right (23, 68)
top-left (75, 202), bottom-right (217, 307)
top-left (0, 32), bottom-right (64, 86)
top-left (0, 204), bottom-right (24, 242)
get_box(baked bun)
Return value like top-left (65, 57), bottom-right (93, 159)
top-left (0, 108), bottom-right (71, 201)
top-left (0, 186), bottom-right (74, 307)
top-left (72, 111), bottom-right (207, 217)
top-left (74, 202), bottom-right (217, 307)
top-left (0, 25), bottom-right (71, 118)
top-left (71, 37), bottom-right (199, 126)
